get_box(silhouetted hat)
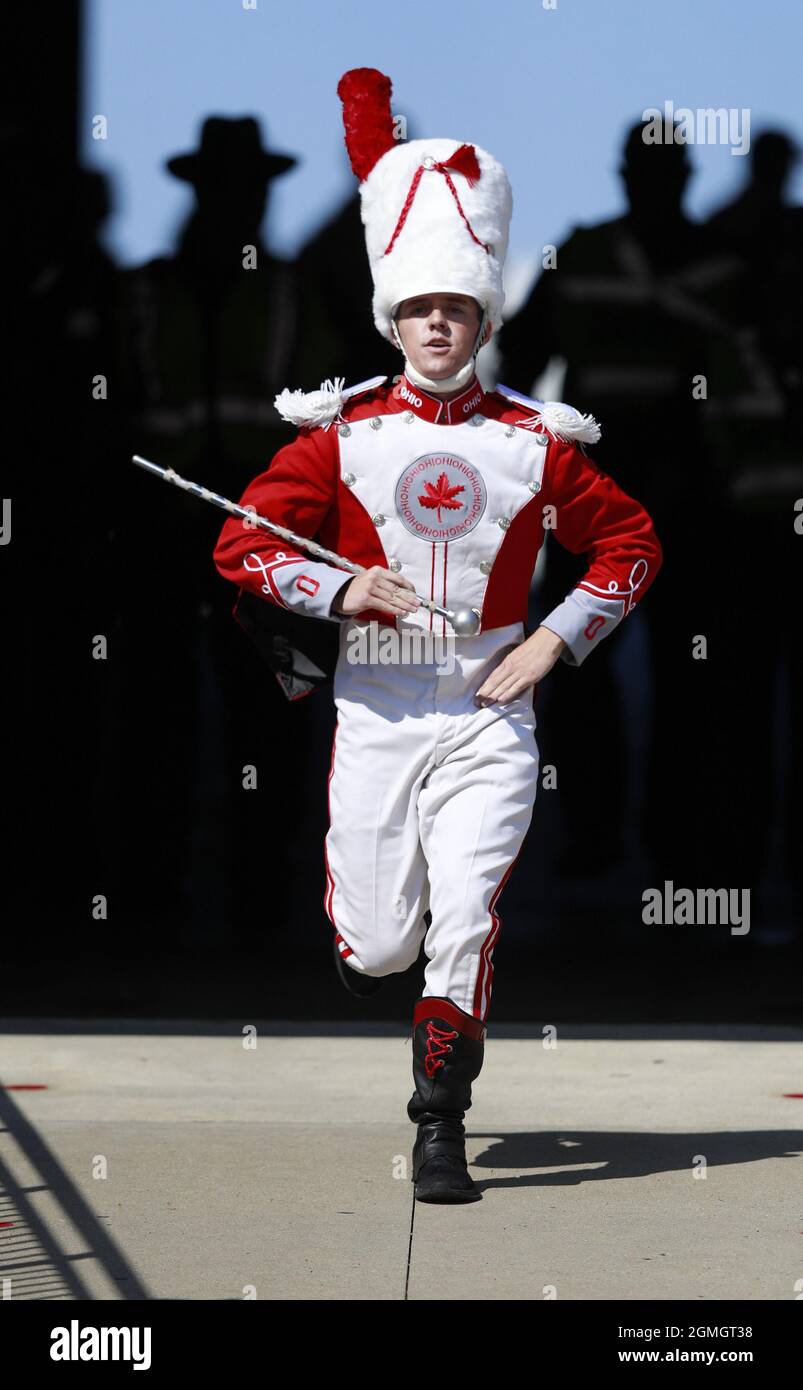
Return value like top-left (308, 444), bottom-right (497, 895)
top-left (165, 116), bottom-right (297, 183)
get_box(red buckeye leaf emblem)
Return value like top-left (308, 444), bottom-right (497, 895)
top-left (418, 472), bottom-right (465, 524)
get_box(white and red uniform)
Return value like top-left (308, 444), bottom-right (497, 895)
top-left (213, 369), bottom-right (663, 1020)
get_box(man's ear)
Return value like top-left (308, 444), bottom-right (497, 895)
top-left (481, 320), bottom-right (493, 348)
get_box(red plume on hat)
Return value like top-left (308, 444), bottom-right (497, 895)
top-left (336, 68), bottom-right (396, 181)
top-left (336, 68), bottom-right (482, 189)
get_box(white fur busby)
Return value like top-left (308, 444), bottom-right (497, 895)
top-left (337, 68), bottom-right (513, 346)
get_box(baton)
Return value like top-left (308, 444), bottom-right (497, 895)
top-left (131, 454), bottom-right (481, 635)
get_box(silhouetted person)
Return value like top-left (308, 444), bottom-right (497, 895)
top-left (708, 130), bottom-right (800, 245)
top-left (706, 129), bottom-right (802, 411)
top-left (113, 117), bottom-right (320, 941)
top-left (701, 130), bottom-right (803, 933)
top-left (498, 119), bottom-right (742, 888)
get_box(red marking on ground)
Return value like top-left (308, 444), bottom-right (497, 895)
top-left (2, 1084), bottom-right (49, 1090)
top-left (782, 1093), bottom-right (803, 1098)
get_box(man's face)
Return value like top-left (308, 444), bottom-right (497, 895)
top-left (395, 293), bottom-right (490, 380)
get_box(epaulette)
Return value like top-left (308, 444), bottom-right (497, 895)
top-left (494, 383), bottom-right (601, 445)
top-left (274, 375), bottom-right (388, 431)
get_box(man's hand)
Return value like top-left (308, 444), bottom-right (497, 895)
top-left (332, 565), bottom-right (422, 619)
top-left (474, 625), bottom-right (566, 705)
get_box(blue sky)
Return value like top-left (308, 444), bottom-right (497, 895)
top-left (83, 0), bottom-right (803, 311)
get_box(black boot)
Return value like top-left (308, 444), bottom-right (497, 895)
top-left (407, 996), bottom-right (487, 1203)
top-left (332, 933), bottom-right (384, 997)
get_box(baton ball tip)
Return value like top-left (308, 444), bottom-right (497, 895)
top-left (451, 608), bottom-right (481, 637)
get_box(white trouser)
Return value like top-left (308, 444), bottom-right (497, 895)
top-left (324, 619), bottom-right (539, 1020)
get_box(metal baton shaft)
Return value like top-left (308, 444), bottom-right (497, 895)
top-left (130, 454), bottom-right (477, 631)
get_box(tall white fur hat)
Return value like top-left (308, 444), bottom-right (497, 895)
top-left (337, 68), bottom-right (513, 346)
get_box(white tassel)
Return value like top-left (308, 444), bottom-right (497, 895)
top-left (496, 383), bottom-right (601, 444)
top-left (273, 374), bottom-right (388, 431)
top-left (274, 377), bottom-right (347, 430)
top-left (536, 401), bottom-right (601, 445)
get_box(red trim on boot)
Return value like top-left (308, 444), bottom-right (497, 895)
top-left (412, 996), bottom-right (488, 1043)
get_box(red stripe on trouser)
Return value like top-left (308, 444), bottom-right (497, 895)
top-left (472, 847), bottom-right (524, 1020)
top-left (323, 718), bottom-right (355, 957)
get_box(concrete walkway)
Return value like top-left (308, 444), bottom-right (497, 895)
top-left (1, 1022), bottom-right (801, 1300)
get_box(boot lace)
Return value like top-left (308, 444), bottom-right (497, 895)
top-left (424, 1023), bottom-right (458, 1078)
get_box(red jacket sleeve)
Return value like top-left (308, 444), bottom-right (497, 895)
top-left (212, 426), bottom-right (352, 622)
top-left (539, 439), bottom-right (663, 665)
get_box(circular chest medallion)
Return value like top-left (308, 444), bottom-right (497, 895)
top-left (394, 453), bottom-right (487, 542)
